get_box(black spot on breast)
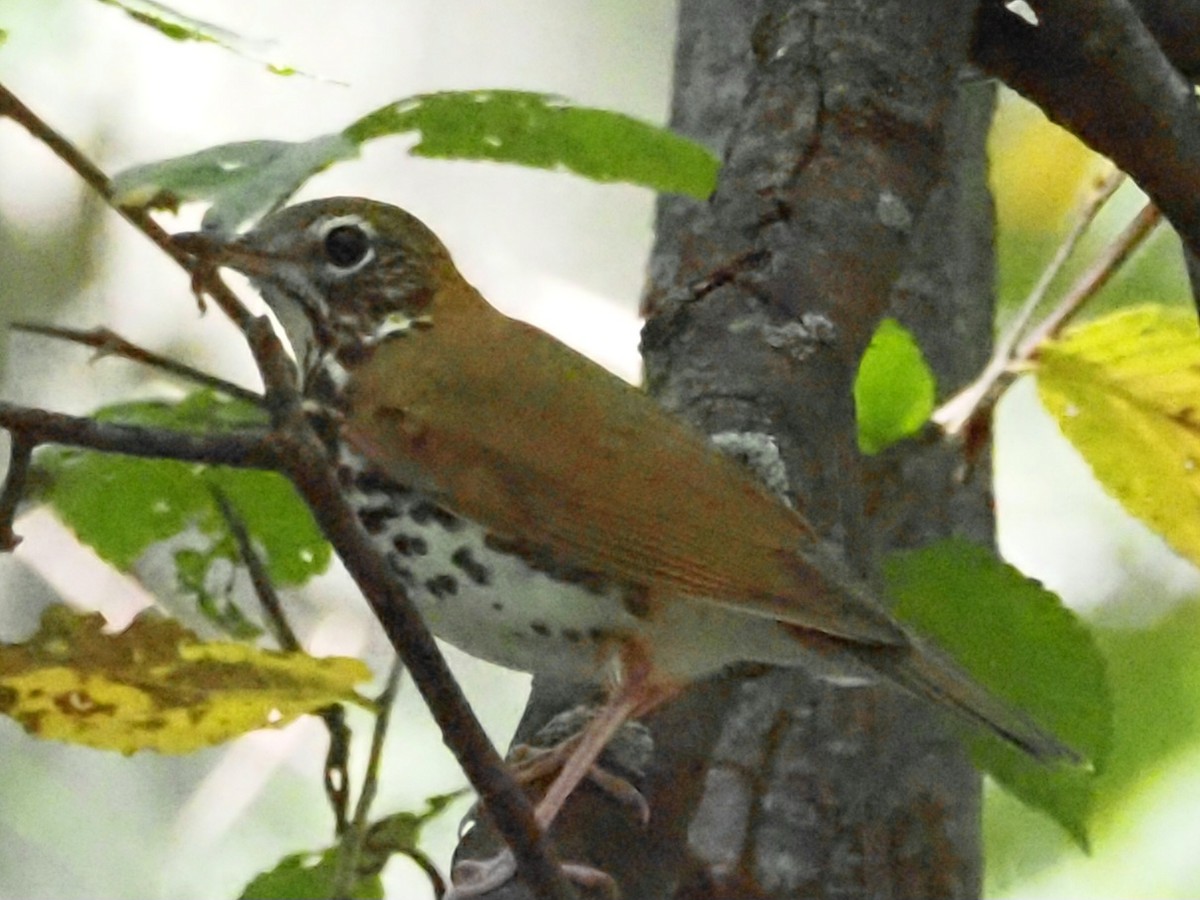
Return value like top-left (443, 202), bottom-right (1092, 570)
top-left (451, 546), bottom-right (491, 585)
top-left (530, 621), bottom-right (550, 637)
top-left (355, 469), bottom-right (413, 497)
top-left (392, 534), bottom-right (428, 557)
top-left (409, 500), bottom-right (461, 531)
top-left (562, 628), bottom-right (583, 643)
top-left (388, 559), bottom-right (415, 587)
top-left (356, 504), bottom-right (397, 535)
top-left (483, 533), bottom-right (612, 595)
top-left (425, 574), bottom-right (458, 599)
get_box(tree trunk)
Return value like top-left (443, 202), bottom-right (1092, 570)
top-left (455, 3), bottom-right (996, 896)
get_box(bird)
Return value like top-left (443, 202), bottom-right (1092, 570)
top-left (176, 196), bottom-right (1078, 890)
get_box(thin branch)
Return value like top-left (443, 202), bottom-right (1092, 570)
top-left (0, 436), bottom-right (33, 551)
top-left (1015, 201), bottom-right (1163, 357)
top-left (210, 484), bottom-right (301, 650)
top-left (0, 80), bottom-right (193, 273)
top-left (0, 403), bottom-right (277, 467)
top-left (321, 704), bottom-right (353, 839)
top-left (212, 484), bottom-right (354, 834)
top-left (330, 656), bottom-right (407, 898)
top-left (11, 323), bottom-right (264, 405)
top-left (933, 167), bottom-right (1125, 435)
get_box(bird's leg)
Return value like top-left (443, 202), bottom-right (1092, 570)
top-left (510, 737), bottom-right (652, 824)
top-left (529, 690), bottom-right (642, 829)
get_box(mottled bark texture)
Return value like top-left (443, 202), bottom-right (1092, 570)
top-left (454, 3), bottom-right (996, 897)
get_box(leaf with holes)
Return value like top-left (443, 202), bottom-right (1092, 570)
top-left (345, 90), bottom-right (719, 199)
top-left (35, 391), bottom-right (331, 635)
top-left (1035, 304), bottom-right (1200, 568)
top-left (0, 605), bottom-right (371, 753)
top-left (113, 91), bottom-right (719, 230)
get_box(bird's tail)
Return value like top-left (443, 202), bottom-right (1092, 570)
top-left (852, 634), bottom-right (1084, 765)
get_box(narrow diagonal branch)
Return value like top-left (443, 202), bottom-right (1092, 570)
top-left (933, 167), bottom-right (1125, 435)
top-left (212, 484), bottom-right (353, 834)
top-left (1015, 202), bottom-right (1163, 357)
top-left (0, 404), bottom-right (276, 466)
top-left (12, 323), bottom-right (264, 405)
top-left (330, 656), bottom-right (407, 898)
top-left (0, 436), bottom-right (34, 551)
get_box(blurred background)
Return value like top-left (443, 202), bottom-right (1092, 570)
top-left (0, 2), bottom-right (1196, 897)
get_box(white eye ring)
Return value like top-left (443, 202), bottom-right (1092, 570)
top-left (316, 215), bottom-right (376, 274)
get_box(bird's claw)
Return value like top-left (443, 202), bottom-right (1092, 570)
top-left (446, 851), bottom-right (618, 899)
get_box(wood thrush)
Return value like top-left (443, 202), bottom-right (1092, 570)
top-left (178, 196), bottom-right (1076, 886)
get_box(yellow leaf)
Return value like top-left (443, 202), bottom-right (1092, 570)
top-left (1035, 304), bottom-right (1200, 566)
top-left (0, 605), bottom-right (372, 754)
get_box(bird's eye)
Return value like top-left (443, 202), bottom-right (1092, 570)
top-left (323, 224), bottom-right (372, 270)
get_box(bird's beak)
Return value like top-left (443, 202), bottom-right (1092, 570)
top-left (173, 231), bottom-right (273, 278)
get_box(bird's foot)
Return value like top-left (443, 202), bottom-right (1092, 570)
top-left (508, 706), bottom-right (653, 824)
top-left (446, 851), bottom-right (618, 899)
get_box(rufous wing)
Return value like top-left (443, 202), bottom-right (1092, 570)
top-left (343, 281), bottom-right (905, 648)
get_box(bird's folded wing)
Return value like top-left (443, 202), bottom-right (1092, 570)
top-left (345, 310), bottom-right (905, 648)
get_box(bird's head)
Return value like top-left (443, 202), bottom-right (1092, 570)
top-left (177, 197), bottom-right (457, 369)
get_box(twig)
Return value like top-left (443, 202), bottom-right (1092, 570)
top-left (11, 323), bottom-right (264, 406)
top-left (1, 81), bottom-right (571, 900)
top-left (1014, 202), bottom-right (1163, 358)
top-left (322, 704), bottom-right (353, 838)
top-left (0, 403), bottom-right (276, 467)
top-left (329, 656), bottom-right (407, 898)
top-left (210, 484), bottom-right (301, 650)
top-left (0, 436), bottom-right (33, 551)
top-left (212, 484), bottom-right (354, 834)
top-left (0, 402), bottom-right (277, 546)
top-left (933, 167), bottom-right (1126, 435)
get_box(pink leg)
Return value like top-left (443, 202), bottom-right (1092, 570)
top-left (532, 661), bottom-right (680, 828)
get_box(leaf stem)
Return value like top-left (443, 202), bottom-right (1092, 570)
top-left (933, 170), bottom-right (1160, 437)
top-left (11, 323), bottom-right (264, 405)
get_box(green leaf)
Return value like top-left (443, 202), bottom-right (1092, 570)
top-left (35, 392), bottom-right (331, 633)
top-left (93, 0), bottom-right (303, 76)
top-left (0, 605), bottom-right (371, 754)
top-left (111, 136), bottom-right (358, 232)
top-left (345, 90), bottom-right (719, 199)
top-left (113, 91), bottom-right (719, 229)
top-left (96, 0), bottom-right (221, 43)
top-left (240, 850), bottom-right (383, 900)
top-left (886, 539), bottom-right (1110, 847)
top-left (986, 598), bottom-right (1200, 891)
top-left (241, 795), bottom-right (462, 899)
top-left (1035, 304), bottom-right (1200, 569)
top-left (854, 318), bottom-right (936, 454)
